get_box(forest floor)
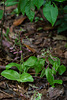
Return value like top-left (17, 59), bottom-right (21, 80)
top-left (0, 4), bottom-right (67, 100)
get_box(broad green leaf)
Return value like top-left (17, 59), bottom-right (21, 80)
top-left (1, 70), bottom-right (20, 80)
top-left (45, 67), bottom-right (54, 86)
top-left (23, 56), bottom-right (38, 72)
top-left (0, 10), bottom-right (3, 19)
top-left (5, 0), bottom-right (18, 7)
top-left (56, 57), bottom-right (60, 66)
top-left (34, 63), bottom-right (42, 74)
top-left (52, 62), bottom-right (59, 75)
top-left (18, 0), bottom-right (28, 15)
top-left (43, 2), bottom-right (58, 26)
top-left (58, 65), bottom-right (66, 75)
top-left (48, 57), bottom-right (54, 65)
top-left (38, 58), bottom-right (45, 67)
top-left (34, 58), bottom-right (45, 74)
top-left (25, 1), bottom-right (35, 22)
top-left (24, 56), bottom-right (37, 67)
top-left (17, 73), bottom-right (33, 82)
top-left (6, 63), bottom-right (22, 72)
top-left (40, 68), bottom-right (45, 77)
top-left (33, 0), bottom-right (44, 9)
top-left (54, 80), bottom-right (63, 84)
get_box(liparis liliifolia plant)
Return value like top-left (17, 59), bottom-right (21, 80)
top-left (1, 54), bottom-right (66, 87)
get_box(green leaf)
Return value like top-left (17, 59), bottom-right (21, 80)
top-left (45, 67), bottom-right (54, 86)
top-left (34, 63), bottom-right (42, 74)
top-left (48, 57), bottom-right (54, 65)
top-left (18, 0), bottom-right (28, 15)
top-left (6, 63), bottom-right (22, 72)
top-left (34, 58), bottom-right (45, 74)
top-left (21, 56), bottom-right (38, 73)
top-left (56, 57), bottom-right (60, 66)
top-left (33, 0), bottom-right (44, 9)
top-left (1, 70), bottom-right (20, 80)
top-left (5, 0), bottom-right (18, 7)
top-left (43, 2), bottom-right (58, 26)
top-left (58, 65), bottom-right (66, 75)
top-left (38, 58), bottom-right (45, 67)
top-left (17, 73), bottom-right (33, 82)
top-left (24, 56), bottom-right (37, 67)
top-left (52, 62), bottom-right (59, 75)
top-left (54, 80), bottom-right (63, 84)
top-left (40, 68), bottom-right (45, 77)
top-left (25, 1), bottom-right (35, 22)
top-left (0, 10), bottom-right (3, 19)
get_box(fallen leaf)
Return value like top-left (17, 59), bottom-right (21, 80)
top-left (13, 17), bottom-right (27, 26)
top-left (23, 43), bottom-right (36, 53)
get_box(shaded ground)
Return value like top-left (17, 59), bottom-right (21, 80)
top-left (0, 4), bottom-right (67, 100)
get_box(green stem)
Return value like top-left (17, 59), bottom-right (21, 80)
top-left (19, 34), bottom-right (23, 64)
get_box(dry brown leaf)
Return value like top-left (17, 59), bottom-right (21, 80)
top-left (13, 17), bottom-right (27, 26)
top-left (23, 43), bottom-right (36, 53)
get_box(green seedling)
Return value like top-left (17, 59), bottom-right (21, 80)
top-left (31, 91), bottom-right (42, 100)
top-left (1, 55), bottom-right (66, 87)
top-left (1, 62), bottom-right (33, 82)
top-left (40, 52), bottom-right (66, 87)
top-left (35, 17), bottom-right (43, 22)
top-left (1, 56), bottom-right (45, 82)
top-left (11, 8), bottom-right (19, 16)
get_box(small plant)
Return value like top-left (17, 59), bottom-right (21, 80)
top-left (31, 91), bottom-right (42, 100)
top-left (1, 54), bottom-right (66, 87)
top-left (35, 17), bottom-right (43, 22)
top-left (40, 49), bottom-right (66, 87)
top-left (1, 62), bottom-right (33, 82)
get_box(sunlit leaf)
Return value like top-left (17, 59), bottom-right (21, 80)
top-left (17, 73), bottom-right (33, 82)
top-left (6, 63), bottom-right (22, 72)
top-left (1, 70), bottom-right (20, 80)
top-left (45, 67), bottom-right (54, 86)
top-left (43, 2), bottom-right (58, 26)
